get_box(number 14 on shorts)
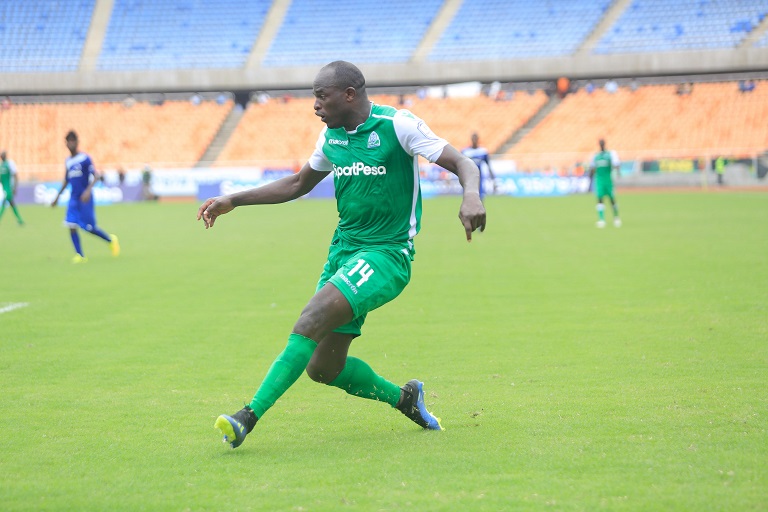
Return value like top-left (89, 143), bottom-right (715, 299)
top-left (348, 259), bottom-right (374, 286)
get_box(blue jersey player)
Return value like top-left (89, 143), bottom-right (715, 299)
top-left (51, 131), bottom-right (120, 263)
top-left (461, 133), bottom-right (496, 200)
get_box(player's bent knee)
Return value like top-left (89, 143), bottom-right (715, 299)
top-left (305, 362), bottom-right (339, 384)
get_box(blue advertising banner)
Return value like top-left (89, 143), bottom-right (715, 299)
top-left (14, 182), bottom-right (144, 205)
top-left (196, 173), bottom-right (590, 200)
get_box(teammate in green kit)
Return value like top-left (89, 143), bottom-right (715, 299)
top-left (0, 151), bottom-right (24, 226)
top-left (589, 139), bottom-right (621, 228)
top-left (198, 61), bottom-right (486, 448)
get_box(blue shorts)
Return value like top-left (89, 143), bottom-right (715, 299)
top-left (65, 199), bottom-right (97, 230)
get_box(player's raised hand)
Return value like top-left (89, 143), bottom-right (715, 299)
top-left (197, 196), bottom-right (234, 229)
top-left (459, 195), bottom-right (486, 242)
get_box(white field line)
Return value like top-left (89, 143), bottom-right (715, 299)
top-left (0, 303), bottom-right (29, 315)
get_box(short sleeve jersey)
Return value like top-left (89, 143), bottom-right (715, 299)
top-left (308, 103), bottom-right (448, 246)
top-left (592, 150), bottom-right (619, 181)
top-left (65, 153), bottom-right (96, 201)
top-left (0, 159), bottom-right (15, 188)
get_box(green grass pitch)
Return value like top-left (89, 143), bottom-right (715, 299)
top-left (1, 192), bottom-right (766, 511)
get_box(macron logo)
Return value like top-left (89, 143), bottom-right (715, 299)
top-left (328, 139), bottom-right (348, 146)
top-left (333, 162), bottom-right (387, 177)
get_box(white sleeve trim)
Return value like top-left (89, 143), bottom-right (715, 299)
top-left (392, 110), bottom-right (448, 163)
top-left (308, 126), bottom-right (333, 172)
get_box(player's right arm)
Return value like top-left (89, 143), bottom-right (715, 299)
top-left (50, 167), bottom-right (69, 207)
top-left (197, 163), bottom-right (330, 229)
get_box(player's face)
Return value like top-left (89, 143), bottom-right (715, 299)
top-left (313, 70), bottom-right (351, 130)
top-left (66, 137), bottom-right (78, 154)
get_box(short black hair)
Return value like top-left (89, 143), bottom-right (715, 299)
top-left (324, 61), bottom-right (365, 91)
top-left (65, 130), bottom-right (78, 141)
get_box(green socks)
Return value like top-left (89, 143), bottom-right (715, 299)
top-left (328, 356), bottom-right (402, 407)
top-left (248, 334), bottom-right (402, 419)
top-left (249, 333), bottom-right (316, 418)
top-left (596, 203), bottom-right (605, 221)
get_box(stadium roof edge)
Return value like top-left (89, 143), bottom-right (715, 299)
top-left (2, 49), bottom-right (768, 96)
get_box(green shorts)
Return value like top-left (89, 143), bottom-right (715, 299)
top-left (1, 185), bottom-right (12, 202)
top-left (595, 179), bottom-right (614, 199)
top-left (317, 231), bottom-right (412, 336)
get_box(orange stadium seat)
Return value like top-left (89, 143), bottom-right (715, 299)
top-left (214, 91), bottom-right (548, 167)
top-left (0, 99), bottom-right (232, 181)
top-left (506, 80), bottom-right (768, 172)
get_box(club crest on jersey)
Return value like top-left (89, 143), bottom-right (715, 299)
top-left (367, 131), bottom-right (380, 149)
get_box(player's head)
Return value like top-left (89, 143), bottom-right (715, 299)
top-left (598, 138), bottom-right (606, 151)
top-left (65, 130), bottom-right (79, 154)
top-left (471, 133), bottom-right (479, 148)
top-left (0, 151), bottom-right (6, 161)
top-left (313, 61), bottom-right (368, 130)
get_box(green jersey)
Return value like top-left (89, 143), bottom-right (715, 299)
top-left (1, 159), bottom-right (16, 189)
top-left (309, 103), bottom-right (448, 247)
top-left (591, 150), bottom-right (619, 182)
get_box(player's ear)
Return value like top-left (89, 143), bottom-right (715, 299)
top-left (345, 87), bottom-right (357, 102)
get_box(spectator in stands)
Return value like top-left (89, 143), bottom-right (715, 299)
top-left (605, 79), bottom-right (618, 94)
top-left (1, 96), bottom-right (11, 110)
top-left (190, 93), bottom-right (202, 106)
top-left (585, 81), bottom-right (595, 94)
top-left (0, 151), bottom-right (24, 226)
top-left (142, 165), bottom-right (157, 200)
top-left (462, 133), bottom-right (497, 200)
top-left (589, 138), bottom-right (621, 228)
top-left (739, 79), bottom-right (756, 93)
top-left (715, 156), bottom-right (726, 185)
top-left (199, 60), bottom-right (486, 449)
top-left (556, 77), bottom-right (571, 99)
top-left (50, 131), bottom-right (120, 263)
top-left (416, 87), bottom-right (427, 100)
top-left (488, 81), bottom-right (502, 100)
top-left (629, 78), bottom-right (639, 92)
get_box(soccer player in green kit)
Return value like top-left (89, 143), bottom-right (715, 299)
top-left (0, 151), bottom-right (24, 226)
top-left (589, 139), bottom-right (621, 228)
top-left (198, 61), bottom-right (486, 448)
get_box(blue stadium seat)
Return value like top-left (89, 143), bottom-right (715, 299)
top-left (429, 0), bottom-right (610, 60)
top-left (263, 0), bottom-right (444, 66)
top-left (97, 0), bottom-right (269, 70)
top-left (0, 0), bottom-right (96, 72)
top-left (595, 0), bottom-right (768, 53)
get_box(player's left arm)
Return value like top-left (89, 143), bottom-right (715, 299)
top-left (484, 154), bottom-right (498, 191)
top-left (436, 145), bottom-right (486, 241)
top-left (9, 160), bottom-right (18, 195)
top-left (394, 110), bottom-right (486, 241)
top-left (611, 151), bottom-right (621, 178)
top-left (80, 162), bottom-right (97, 202)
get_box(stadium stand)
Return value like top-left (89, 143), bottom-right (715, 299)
top-left (0, 0), bottom-right (96, 72)
top-left (595, 0), bottom-right (768, 53)
top-left (1, 1), bottom-right (767, 184)
top-left (263, 0), bottom-right (444, 66)
top-left (97, 0), bottom-right (268, 70)
top-left (756, 30), bottom-right (768, 47)
top-left (429, 0), bottom-right (611, 60)
top-left (213, 91), bottom-right (548, 167)
top-left (0, 98), bottom-right (232, 181)
top-left (215, 96), bottom-right (317, 168)
top-left (505, 80), bottom-right (768, 172)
